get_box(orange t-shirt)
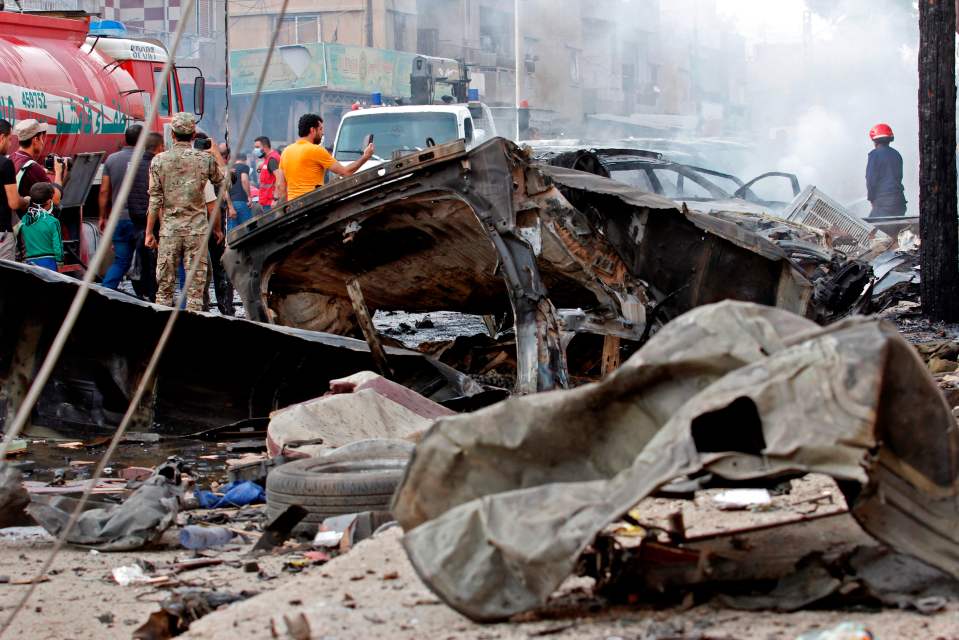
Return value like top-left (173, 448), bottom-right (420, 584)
top-left (279, 139), bottom-right (337, 200)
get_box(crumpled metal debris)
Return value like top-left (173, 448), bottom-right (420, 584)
top-left (0, 462), bottom-right (29, 528)
top-left (226, 138), bottom-right (870, 395)
top-left (133, 588), bottom-right (255, 640)
top-left (392, 300), bottom-right (958, 621)
top-left (28, 459), bottom-right (185, 551)
top-left (0, 260), bottom-right (481, 438)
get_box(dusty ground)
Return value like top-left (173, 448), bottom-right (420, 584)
top-left (0, 519), bottom-right (311, 640)
top-left (373, 310), bottom-right (489, 348)
top-left (2, 476), bottom-right (957, 639)
top-left (181, 527), bottom-right (959, 640)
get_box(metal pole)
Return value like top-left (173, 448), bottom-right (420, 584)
top-left (224, 0), bottom-right (230, 145)
top-left (514, 0), bottom-right (520, 141)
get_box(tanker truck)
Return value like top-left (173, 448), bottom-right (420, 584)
top-left (0, 11), bottom-right (204, 273)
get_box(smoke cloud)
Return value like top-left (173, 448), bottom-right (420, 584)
top-left (740, 0), bottom-right (920, 212)
top-left (508, 0), bottom-right (922, 213)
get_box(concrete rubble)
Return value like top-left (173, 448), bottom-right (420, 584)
top-left (265, 371), bottom-right (453, 459)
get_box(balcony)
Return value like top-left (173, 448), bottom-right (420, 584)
top-left (16, 0), bottom-right (101, 13)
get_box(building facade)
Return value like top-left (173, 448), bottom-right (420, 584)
top-left (226, 0), bottom-right (682, 142)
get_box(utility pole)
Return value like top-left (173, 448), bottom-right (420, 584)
top-left (223, 0), bottom-right (230, 145)
top-left (514, 0), bottom-right (521, 141)
top-left (918, 0), bottom-right (959, 321)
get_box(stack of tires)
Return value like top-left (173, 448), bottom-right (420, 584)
top-left (265, 439), bottom-right (412, 535)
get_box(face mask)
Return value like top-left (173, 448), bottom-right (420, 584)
top-left (253, 148), bottom-right (264, 158)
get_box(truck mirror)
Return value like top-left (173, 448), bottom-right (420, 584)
top-left (194, 77), bottom-right (205, 117)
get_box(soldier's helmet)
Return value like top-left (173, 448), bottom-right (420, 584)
top-left (171, 112), bottom-right (197, 136)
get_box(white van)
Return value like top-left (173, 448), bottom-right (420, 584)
top-left (332, 103), bottom-right (498, 171)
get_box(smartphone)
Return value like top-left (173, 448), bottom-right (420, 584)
top-left (363, 133), bottom-right (374, 147)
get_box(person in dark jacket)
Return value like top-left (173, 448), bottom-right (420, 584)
top-left (100, 125), bottom-right (144, 290)
top-left (132, 133), bottom-right (165, 301)
top-left (866, 123), bottom-right (907, 218)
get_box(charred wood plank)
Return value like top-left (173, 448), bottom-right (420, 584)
top-left (346, 279), bottom-right (394, 379)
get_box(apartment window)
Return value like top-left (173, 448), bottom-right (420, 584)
top-left (479, 7), bottom-right (512, 56)
top-left (417, 28), bottom-right (439, 56)
top-left (278, 15), bottom-right (321, 46)
top-left (568, 48), bottom-right (581, 84)
top-left (392, 12), bottom-right (409, 51)
top-left (523, 37), bottom-right (537, 74)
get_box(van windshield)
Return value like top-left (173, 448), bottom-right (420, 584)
top-left (336, 112), bottom-right (459, 160)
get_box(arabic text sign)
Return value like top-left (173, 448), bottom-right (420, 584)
top-left (324, 44), bottom-right (415, 96)
top-left (229, 44), bottom-right (327, 95)
top-left (0, 81), bottom-right (134, 135)
top-left (230, 44), bottom-right (420, 97)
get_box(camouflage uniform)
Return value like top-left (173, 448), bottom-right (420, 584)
top-left (149, 113), bottom-right (224, 311)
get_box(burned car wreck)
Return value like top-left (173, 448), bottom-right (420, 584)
top-left (532, 144), bottom-right (803, 214)
top-left (224, 137), bottom-right (873, 394)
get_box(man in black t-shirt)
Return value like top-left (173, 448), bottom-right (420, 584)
top-left (227, 151), bottom-right (252, 233)
top-left (0, 119), bottom-right (29, 261)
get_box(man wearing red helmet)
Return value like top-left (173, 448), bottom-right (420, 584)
top-left (865, 123), bottom-right (907, 218)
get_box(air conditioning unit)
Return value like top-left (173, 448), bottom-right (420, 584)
top-left (783, 185), bottom-right (892, 257)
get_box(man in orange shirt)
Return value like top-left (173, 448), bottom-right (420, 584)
top-left (276, 113), bottom-right (375, 202)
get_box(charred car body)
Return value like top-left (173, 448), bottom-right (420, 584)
top-left (531, 145), bottom-right (802, 214)
top-left (224, 137), bottom-right (872, 394)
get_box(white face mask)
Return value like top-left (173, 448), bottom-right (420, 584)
top-left (253, 148), bottom-right (265, 158)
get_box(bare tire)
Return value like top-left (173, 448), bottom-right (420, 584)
top-left (266, 458), bottom-right (406, 534)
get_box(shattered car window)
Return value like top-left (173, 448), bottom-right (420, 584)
top-left (746, 175), bottom-right (799, 204)
top-left (336, 112), bottom-right (459, 160)
top-left (650, 168), bottom-right (714, 199)
top-left (652, 169), bottom-right (681, 198)
top-left (609, 168), bottom-right (654, 192)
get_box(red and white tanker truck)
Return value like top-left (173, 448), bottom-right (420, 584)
top-left (0, 11), bottom-right (204, 271)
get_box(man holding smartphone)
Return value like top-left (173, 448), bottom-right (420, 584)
top-left (276, 113), bottom-right (374, 203)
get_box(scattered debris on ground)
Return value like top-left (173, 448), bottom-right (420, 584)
top-left (394, 300), bottom-right (959, 621)
top-left (1, 132), bottom-right (956, 640)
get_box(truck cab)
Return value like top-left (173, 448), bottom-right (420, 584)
top-left (333, 102), bottom-right (497, 170)
top-left (84, 26), bottom-right (205, 132)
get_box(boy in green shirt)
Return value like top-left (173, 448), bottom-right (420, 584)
top-left (18, 182), bottom-right (60, 271)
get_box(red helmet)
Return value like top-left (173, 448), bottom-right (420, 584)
top-left (869, 123), bottom-right (894, 140)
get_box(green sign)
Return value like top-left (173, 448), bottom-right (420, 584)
top-left (230, 43), bottom-right (420, 97)
top-left (324, 44), bottom-right (416, 96)
top-left (229, 43), bottom-right (327, 95)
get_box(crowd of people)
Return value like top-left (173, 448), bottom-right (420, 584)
top-left (0, 111), bottom-right (374, 315)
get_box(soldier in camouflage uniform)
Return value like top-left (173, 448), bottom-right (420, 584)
top-left (145, 113), bottom-right (224, 312)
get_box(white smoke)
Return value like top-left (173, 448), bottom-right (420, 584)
top-left (739, 0), bottom-right (920, 212)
